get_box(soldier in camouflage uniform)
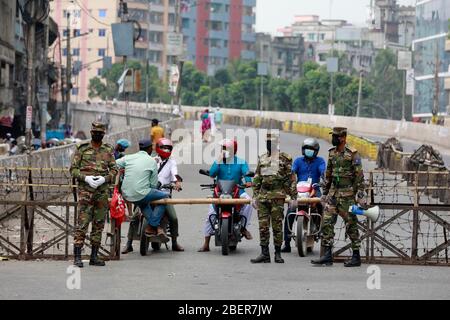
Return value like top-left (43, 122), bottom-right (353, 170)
top-left (311, 127), bottom-right (366, 267)
top-left (251, 131), bottom-right (298, 264)
top-left (70, 122), bottom-right (117, 267)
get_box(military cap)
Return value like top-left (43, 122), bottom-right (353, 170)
top-left (330, 127), bottom-right (347, 136)
top-left (91, 121), bottom-right (106, 133)
top-left (138, 139), bottom-right (152, 149)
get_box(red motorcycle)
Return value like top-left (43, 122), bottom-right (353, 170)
top-left (199, 169), bottom-right (253, 256)
top-left (287, 179), bottom-right (322, 257)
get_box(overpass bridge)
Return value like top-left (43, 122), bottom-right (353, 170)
top-left (0, 104), bottom-right (449, 299)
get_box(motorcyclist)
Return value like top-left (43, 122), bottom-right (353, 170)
top-left (198, 138), bottom-right (253, 252)
top-left (154, 138), bottom-right (184, 251)
top-left (121, 138), bottom-right (184, 253)
top-left (281, 137), bottom-right (326, 253)
top-left (114, 139), bottom-right (131, 160)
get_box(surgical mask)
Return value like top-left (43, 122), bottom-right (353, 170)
top-left (223, 150), bottom-right (231, 159)
top-left (304, 149), bottom-right (315, 158)
top-left (331, 135), bottom-right (341, 147)
top-left (91, 132), bottom-right (104, 143)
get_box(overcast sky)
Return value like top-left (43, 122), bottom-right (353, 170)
top-left (256, 0), bottom-right (417, 34)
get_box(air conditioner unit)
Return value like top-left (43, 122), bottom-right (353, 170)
top-left (445, 77), bottom-right (450, 90)
top-left (446, 38), bottom-right (450, 52)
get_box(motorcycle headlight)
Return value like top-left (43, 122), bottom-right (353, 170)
top-left (220, 194), bottom-right (232, 199)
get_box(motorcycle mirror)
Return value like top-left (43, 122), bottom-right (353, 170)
top-left (199, 169), bottom-right (210, 176)
top-left (245, 171), bottom-right (255, 178)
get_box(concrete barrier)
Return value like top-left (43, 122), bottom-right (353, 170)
top-left (0, 115), bottom-right (183, 169)
top-left (180, 106), bottom-right (450, 155)
top-left (71, 102), bottom-right (174, 134)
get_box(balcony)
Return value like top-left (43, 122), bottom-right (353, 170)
top-left (209, 30), bottom-right (228, 40)
top-left (241, 50), bottom-right (255, 60)
top-left (242, 15), bottom-right (256, 25)
top-left (242, 33), bottom-right (256, 42)
top-left (243, 0), bottom-right (257, 6)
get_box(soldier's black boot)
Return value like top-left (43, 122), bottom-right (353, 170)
top-left (274, 246), bottom-right (285, 263)
top-left (250, 245), bottom-right (271, 263)
top-left (344, 250), bottom-right (361, 267)
top-left (89, 246), bottom-right (106, 266)
top-left (311, 246), bottom-right (333, 266)
top-left (73, 245), bottom-right (83, 268)
top-left (281, 242), bottom-right (291, 253)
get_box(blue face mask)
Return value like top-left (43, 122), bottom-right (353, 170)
top-left (304, 149), bottom-right (315, 158)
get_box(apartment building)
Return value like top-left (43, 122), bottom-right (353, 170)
top-left (181, 0), bottom-right (257, 72)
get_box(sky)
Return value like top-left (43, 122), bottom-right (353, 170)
top-left (255, 0), bottom-right (417, 34)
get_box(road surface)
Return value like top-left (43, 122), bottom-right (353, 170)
top-left (0, 122), bottom-right (449, 300)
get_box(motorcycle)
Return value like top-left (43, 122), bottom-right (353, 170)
top-left (199, 169), bottom-right (254, 256)
top-left (136, 183), bottom-right (177, 256)
top-left (287, 179), bottom-right (322, 257)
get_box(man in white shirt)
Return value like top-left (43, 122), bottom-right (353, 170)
top-left (154, 138), bottom-right (184, 251)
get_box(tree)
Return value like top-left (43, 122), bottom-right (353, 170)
top-left (366, 49), bottom-right (406, 120)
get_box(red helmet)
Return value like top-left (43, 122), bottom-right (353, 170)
top-left (156, 138), bottom-right (173, 159)
top-left (220, 138), bottom-right (237, 155)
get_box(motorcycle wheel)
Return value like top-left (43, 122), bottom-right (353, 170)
top-left (140, 219), bottom-right (150, 256)
top-left (221, 219), bottom-right (229, 256)
top-left (151, 242), bottom-right (161, 251)
top-left (296, 216), bottom-right (307, 257)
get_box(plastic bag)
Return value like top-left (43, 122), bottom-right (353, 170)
top-left (110, 186), bottom-right (126, 227)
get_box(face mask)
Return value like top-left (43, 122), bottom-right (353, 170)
top-left (304, 149), bottom-right (315, 158)
top-left (223, 150), bottom-right (231, 159)
top-left (92, 132), bottom-right (104, 143)
top-left (331, 135), bottom-right (341, 147)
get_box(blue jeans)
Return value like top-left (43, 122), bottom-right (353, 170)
top-left (134, 189), bottom-right (168, 227)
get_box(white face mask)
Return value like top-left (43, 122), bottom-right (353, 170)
top-left (223, 150), bottom-right (231, 159)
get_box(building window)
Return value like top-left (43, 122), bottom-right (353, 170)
top-left (149, 50), bottom-right (161, 63)
top-left (63, 48), bottom-right (68, 56)
top-left (278, 51), bottom-right (283, 60)
top-left (308, 33), bottom-right (315, 41)
top-left (73, 48), bottom-right (80, 56)
top-left (98, 9), bottom-right (107, 18)
top-left (63, 29), bottom-right (68, 37)
top-left (97, 68), bottom-right (103, 76)
top-left (73, 29), bottom-right (81, 37)
top-left (71, 87), bottom-right (79, 95)
top-left (98, 29), bottom-right (106, 37)
top-left (182, 18), bottom-right (190, 29)
top-left (150, 12), bottom-right (163, 25)
top-left (98, 48), bottom-right (106, 57)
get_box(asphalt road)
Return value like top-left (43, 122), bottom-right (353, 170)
top-left (0, 122), bottom-right (449, 300)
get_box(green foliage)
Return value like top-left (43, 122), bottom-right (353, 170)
top-left (87, 53), bottom-right (406, 119)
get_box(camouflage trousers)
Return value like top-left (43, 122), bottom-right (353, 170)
top-left (257, 199), bottom-right (284, 247)
top-left (74, 190), bottom-right (109, 247)
top-left (321, 196), bottom-right (361, 250)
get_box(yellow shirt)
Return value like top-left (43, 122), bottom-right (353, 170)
top-left (151, 125), bottom-right (165, 143)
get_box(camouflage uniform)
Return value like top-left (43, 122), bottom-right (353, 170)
top-left (70, 122), bottom-right (117, 248)
top-left (253, 134), bottom-right (297, 247)
top-left (321, 127), bottom-right (365, 251)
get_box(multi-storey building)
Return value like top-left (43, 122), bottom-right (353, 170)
top-left (413, 0), bottom-right (450, 118)
top-left (50, 0), bottom-right (180, 103)
top-left (256, 33), bottom-right (304, 80)
top-left (181, 0), bottom-right (256, 72)
top-left (278, 15), bottom-right (349, 42)
top-left (50, 0), bottom-right (121, 103)
top-left (0, 0), bottom-right (16, 118)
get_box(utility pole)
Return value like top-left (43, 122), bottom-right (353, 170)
top-left (356, 34), bottom-right (363, 117)
top-left (357, 70), bottom-right (363, 117)
top-left (40, 12), bottom-right (50, 146)
top-left (432, 45), bottom-right (440, 124)
top-left (119, 0), bottom-right (130, 128)
top-left (25, 0), bottom-right (36, 148)
top-left (145, 1), bottom-right (151, 108)
top-left (65, 12), bottom-right (72, 134)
